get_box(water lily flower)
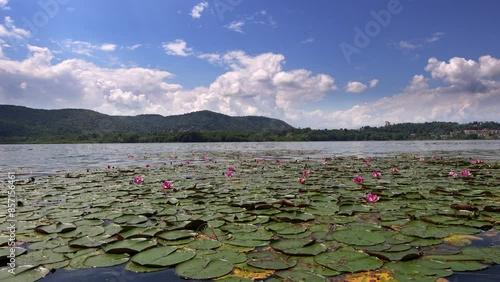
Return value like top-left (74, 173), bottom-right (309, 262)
top-left (256, 158), bottom-right (266, 163)
top-left (322, 161), bottom-right (328, 166)
top-left (353, 177), bottom-right (364, 184)
top-left (134, 177), bottom-right (144, 183)
top-left (460, 170), bottom-right (472, 177)
top-left (449, 171), bottom-right (458, 178)
top-left (367, 157), bottom-right (374, 161)
top-left (390, 167), bottom-right (399, 173)
top-left (185, 160), bottom-right (190, 165)
top-left (420, 157), bottom-right (425, 162)
top-left (471, 159), bottom-right (483, 164)
top-left (276, 159), bottom-right (281, 164)
top-left (129, 155), bottom-right (135, 159)
top-left (364, 193), bottom-right (380, 203)
top-left (145, 164), bottom-right (150, 168)
top-left (298, 177), bottom-right (306, 184)
top-left (364, 162), bottom-right (371, 167)
top-left (204, 155), bottom-right (211, 161)
top-left (228, 166), bottom-right (236, 171)
top-left (162, 181), bottom-right (172, 190)
top-left (372, 171), bottom-right (382, 178)
top-left (302, 170), bottom-right (311, 176)
top-left (107, 165), bottom-right (112, 169)
top-left (226, 171), bottom-right (234, 178)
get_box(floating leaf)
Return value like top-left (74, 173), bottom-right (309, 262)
top-left (175, 258), bottom-right (233, 280)
top-left (131, 246), bottom-right (195, 267)
top-left (332, 230), bottom-right (385, 246)
top-left (83, 253), bottom-right (130, 267)
top-left (315, 249), bottom-right (383, 272)
top-left (400, 221), bottom-right (450, 239)
top-left (247, 252), bottom-right (297, 270)
top-left (102, 238), bottom-right (157, 254)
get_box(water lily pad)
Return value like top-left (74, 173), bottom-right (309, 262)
top-left (400, 221), bottom-right (450, 239)
top-left (188, 238), bottom-right (222, 250)
top-left (69, 236), bottom-right (107, 248)
top-left (247, 252), bottom-right (297, 270)
top-left (0, 265), bottom-right (50, 282)
top-left (131, 246), bottom-right (196, 267)
top-left (332, 230), bottom-right (386, 246)
top-left (461, 246), bottom-right (500, 264)
top-left (175, 258), bottom-right (234, 280)
top-left (271, 239), bottom-right (327, 256)
top-left (315, 249), bottom-right (383, 272)
top-left (34, 222), bottom-right (77, 234)
top-left (156, 230), bottom-right (197, 240)
top-left (83, 253), bottom-right (130, 267)
top-left (102, 238), bottom-right (157, 254)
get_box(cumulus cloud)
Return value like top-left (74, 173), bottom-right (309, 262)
top-left (190, 2), bottom-right (208, 19)
top-left (225, 21), bottom-right (245, 33)
top-left (0, 17), bottom-right (30, 39)
top-left (162, 39), bottom-right (192, 56)
top-left (58, 39), bottom-right (118, 56)
top-left (197, 53), bottom-right (221, 64)
top-left (100, 43), bottom-right (117, 52)
top-left (345, 81), bottom-right (368, 93)
top-left (0, 46), bottom-right (336, 124)
top-left (314, 55), bottom-right (500, 128)
top-left (369, 79), bottom-right (379, 88)
top-left (0, 0), bottom-right (9, 10)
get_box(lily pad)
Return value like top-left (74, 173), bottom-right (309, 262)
top-left (315, 249), bottom-right (383, 272)
top-left (83, 253), bottom-right (130, 267)
top-left (332, 229), bottom-right (386, 246)
top-left (175, 258), bottom-right (234, 280)
top-left (131, 246), bottom-right (196, 267)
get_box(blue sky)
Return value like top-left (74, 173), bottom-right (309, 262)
top-left (0, 0), bottom-right (499, 128)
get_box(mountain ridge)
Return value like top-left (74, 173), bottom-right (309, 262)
top-left (0, 104), bottom-right (294, 138)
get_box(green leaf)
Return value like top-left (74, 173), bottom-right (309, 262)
top-left (315, 249), bottom-right (383, 272)
top-left (175, 258), bottom-right (234, 280)
top-left (131, 246), bottom-right (195, 267)
top-left (83, 253), bottom-right (130, 267)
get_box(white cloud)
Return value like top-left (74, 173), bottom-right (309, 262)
top-left (57, 40), bottom-right (119, 56)
top-left (197, 53), bottom-right (221, 64)
top-left (190, 2), bottom-right (208, 19)
top-left (0, 46), bottom-right (336, 124)
top-left (398, 40), bottom-right (420, 50)
top-left (0, 0), bottom-right (9, 10)
top-left (426, 32), bottom-right (445, 43)
top-left (0, 17), bottom-right (30, 39)
top-left (100, 43), bottom-right (117, 52)
top-left (369, 79), bottom-right (379, 88)
top-left (126, 44), bottom-right (142, 50)
top-left (225, 21), bottom-right (244, 33)
top-left (162, 39), bottom-right (192, 56)
top-left (345, 81), bottom-right (368, 93)
top-left (19, 81), bottom-right (27, 90)
top-left (310, 55), bottom-right (500, 128)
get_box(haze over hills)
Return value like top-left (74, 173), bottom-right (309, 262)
top-left (0, 104), bottom-right (293, 136)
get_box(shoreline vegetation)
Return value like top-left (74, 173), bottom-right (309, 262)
top-left (0, 105), bottom-right (499, 144)
top-left (1, 152), bottom-right (498, 281)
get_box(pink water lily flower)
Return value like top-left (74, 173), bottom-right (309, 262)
top-left (353, 177), bottom-right (364, 184)
top-left (365, 193), bottom-right (380, 203)
top-left (471, 159), bottom-right (483, 164)
top-left (133, 177), bottom-right (144, 183)
top-left (204, 155), bottom-right (211, 161)
top-left (390, 167), bottom-right (399, 173)
top-left (107, 165), bottom-right (112, 169)
top-left (460, 170), bottom-right (472, 177)
top-left (449, 171), bottom-right (458, 178)
top-left (162, 181), bottom-right (172, 190)
top-left (322, 161), bottom-right (328, 166)
top-left (226, 171), bottom-right (234, 178)
top-left (420, 157), bottom-right (425, 162)
top-left (298, 177), bottom-right (306, 184)
top-left (228, 166), bottom-right (236, 171)
top-left (276, 159), bottom-right (281, 164)
top-left (302, 170), bottom-right (311, 176)
top-left (364, 162), bottom-right (371, 167)
top-left (145, 164), bottom-right (150, 168)
top-left (185, 160), bottom-right (190, 165)
top-left (129, 155), bottom-right (135, 159)
top-left (256, 158), bottom-right (266, 163)
top-left (372, 171), bottom-right (382, 178)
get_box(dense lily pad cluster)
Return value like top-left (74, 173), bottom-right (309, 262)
top-left (0, 152), bottom-right (499, 281)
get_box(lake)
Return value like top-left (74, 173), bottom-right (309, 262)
top-left (1, 140), bottom-right (499, 281)
top-left (1, 140), bottom-right (499, 175)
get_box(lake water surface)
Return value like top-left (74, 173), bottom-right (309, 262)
top-left (1, 140), bottom-right (499, 176)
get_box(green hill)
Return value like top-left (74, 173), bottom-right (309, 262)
top-left (0, 105), bottom-right (294, 143)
